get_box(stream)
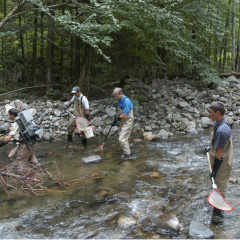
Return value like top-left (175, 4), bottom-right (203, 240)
top-left (0, 126), bottom-right (240, 239)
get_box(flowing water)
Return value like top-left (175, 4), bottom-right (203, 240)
top-left (0, 127), bottom-right (240, 239)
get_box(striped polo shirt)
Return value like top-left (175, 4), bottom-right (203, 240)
top-left (213, 118), bottom-right (231, 149)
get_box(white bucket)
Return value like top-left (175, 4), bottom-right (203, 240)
top-left (84, 126), bottom-right (94, 138)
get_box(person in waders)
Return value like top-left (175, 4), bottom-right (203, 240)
top-left (204, 102), bottom-right (233, 217)
top-left (64, 86), bottom-right (90, 145)
top-left (112, 88), bottom-right (134, 160)
top-left (0, 107), bottom-right (39, 168)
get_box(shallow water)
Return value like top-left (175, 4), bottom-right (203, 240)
top-left (0, 127), bottom-right (240, 239)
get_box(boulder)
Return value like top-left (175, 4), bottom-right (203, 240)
top-left (143, 132), bottom-right (154, 141)
top-left (176, 89), bottom-right (187, 98)
top-left (201, 117), bottom-right (213, 128)
top-left (53, 109), bottom-right (61, 117)
top-left (219, 97), bottom-right (228, 103)
top-left (188, 221), bottom-right (214, 239)
top-left (226, 76), bottom-right (239, 87)
top-left (90, 109), bottom-right (101, 116)
top-left (145, 126), bottom-right (152, 131)
top-left (0, 123), bottom-right (9, 132)
top-left (157, 129), bottom-right (169, 139)
top-left (118, 216), bottom-right (136, 228)
top-left (226, 116), bottom-right (234, 125)
top-left (105, 107), bottom-right (116, 118)
top-left (151, 213), bottom-right (180, 232)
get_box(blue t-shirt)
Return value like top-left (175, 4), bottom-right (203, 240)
top-left (118, 95), bottom-right (133, 115)
top-left (213, 118), bottom-right (231, 149)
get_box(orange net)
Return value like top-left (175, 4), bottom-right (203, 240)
top-left (94, 144), bottom-right (104, 152)
top-left (8, 146), bottom-right (19, 158)
top-left (208, 188), bottom-right (233, 211)
top-left (75, 117), bottom-right (89, 132)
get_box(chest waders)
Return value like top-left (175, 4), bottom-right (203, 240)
top-left (209, 122), bottom-right (233, 197)
top-left (118, 97), bottom-right (134, 155)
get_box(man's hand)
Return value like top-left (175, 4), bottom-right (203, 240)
top-left (64, 102), bottom-right (71, 111)
top-left (111, 114), bottom-right (121, 126)
top-left (0, 140), bottom-right (6, 148)
top-left (203, 146), bottom-right (210, 155)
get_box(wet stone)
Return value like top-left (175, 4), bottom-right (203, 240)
top-left (118, 216), bottom-right (137, 228)
top-left (188, 221), bottom-right (214, 239)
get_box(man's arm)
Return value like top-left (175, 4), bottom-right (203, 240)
top-left (215, 148), bottom-right (224, 159)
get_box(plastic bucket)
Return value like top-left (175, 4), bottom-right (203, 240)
top-left (84, 126), bottom-right (94, 138)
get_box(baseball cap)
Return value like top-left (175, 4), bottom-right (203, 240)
top-left (71, 86), bottom-right (80, 94)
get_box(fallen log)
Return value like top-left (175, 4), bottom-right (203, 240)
top-left (218, 72), bottom-right (240, 78)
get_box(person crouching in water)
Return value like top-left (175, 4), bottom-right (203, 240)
top-left (112, 88), bottom-right (134, 160)
top-left (64, 86), bottom-right (90, 145)
top-left (0, 107), bottom-right (39, 168)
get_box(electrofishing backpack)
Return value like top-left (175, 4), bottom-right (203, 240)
top-left (15, 109), bottom-right (43, 145)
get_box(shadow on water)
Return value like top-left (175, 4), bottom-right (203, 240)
top-left (0, 127), bottom-right (240, 238)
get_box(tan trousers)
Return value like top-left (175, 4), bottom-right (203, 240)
top-left (67, 118), bottom-right (86, 138)
top-left (209, 131), bottom-right (233, 197)
top-left (15, 143), bottom-right (39, 167)
top-left (118, 109), bottom-right (134, 155)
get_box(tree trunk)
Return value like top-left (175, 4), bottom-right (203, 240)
top-left (19, 15), bottom-right (25, 83)
top-left (40, 11), bottom-right (44, 81)
top-left (235, 19), bottom-right (240, 71)
top-left (214, 33), bottom-right (218, 69)
top-left (46, 10), bottom-right (55, 85)
top-left (31, 9), bottom-right (38, 85)
top-left (74, 37), bottom-right (81, 82)
top-left (232, 0), bottom-right (236, 71)
top-left (223, 13), bottom-right (230, 72)
top-left (0, 0), bottom-right (28, 31)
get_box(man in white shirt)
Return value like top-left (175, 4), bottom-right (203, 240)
top-left (64, 86), bottom-right (90, 145)
top-left (0, 107), bottom-right (39, 167)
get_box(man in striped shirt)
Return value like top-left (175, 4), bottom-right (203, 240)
top-left (204, 102), bottom-right (233, 216)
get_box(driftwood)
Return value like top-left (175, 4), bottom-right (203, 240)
top-left (218, 72), bottom-right (240, 78)
top-left (0, 85), bottom-right (61, 97)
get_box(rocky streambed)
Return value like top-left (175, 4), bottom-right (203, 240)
top-left (0, 76), bottom-right (240, 141)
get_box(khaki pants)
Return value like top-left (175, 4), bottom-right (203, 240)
top-left (119, 109), bottom-right (134, 155)
top-left (209, 131), bottom-right (233, 197)
top-left (67, 118), bottom-right (86, 138)
top-left (16, 143), bottom-right (39, 167)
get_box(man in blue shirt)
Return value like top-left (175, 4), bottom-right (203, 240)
top-left (204, 102), bottom-right (233, 216)
top-left (112, 88), bottom-right (134, 160)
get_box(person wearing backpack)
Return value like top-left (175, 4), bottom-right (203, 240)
top-left (0, 107), bottom-right (39, 168)
top-left (64, 86), bottom-right (90, 145)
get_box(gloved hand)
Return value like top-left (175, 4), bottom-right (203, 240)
top-left (203, 146), bottom-right (210, 155)
top-left (64, 102), bottom-right (71, 111)
top-left (210, 157), bottom-right (223, 179)
top-left (0, 140), bottom-right (6, 148)
top-left (111, 114), bottom-right (121, 126)
top-left (85, 114), bottom-right (90, 121)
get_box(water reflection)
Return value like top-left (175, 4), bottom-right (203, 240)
top-left (0, 127), bottom-right (239, 238)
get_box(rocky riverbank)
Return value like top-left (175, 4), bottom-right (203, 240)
top-left (0, 76), bottom-right (240, 141)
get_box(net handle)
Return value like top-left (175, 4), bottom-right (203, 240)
top-left (206, 152), bottom-right (217, 189)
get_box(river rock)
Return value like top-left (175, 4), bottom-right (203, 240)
top-left (52, 117), bottom-right (61, 123)
top-left (211, 94), bottom-right (219, 101)
top-left (176, 89), bottom-right (187, 98)
top-left (151, 213), bottom-right (180, 232)
top-left (179, 101), bottom-right (188, 108)
top-left (219, 97), bottom-right (228, 103)
top-left (47, 101), bottom-right (53, 107)
top-left (118, 216), bottom-right (136, 228)
top-left (188, 221), bottom-right (214, 239)
top-left (157, 129), bottom-right (169, 139)
top-left (228, 177), bottom-right (238, 184)
top-left (90, 109), bottom-right (101, 116)
top-left (0, 123), bottom-right (9, 132)
top-left (226, 116), bottom-right (234, 125)
top-left (105, 107), bottom-right (116, 118)
top-left (30, 108), bottom-right (37, 116)
top-left (198, 90), bottom-right (207, 98)
top-left (201, 117), bottom-right (213, 128)
top-left (145, 126), bottom-right (152, 131)
top-left (143, 132), bottom-right (154, 141)
top-left (226, 76), bottom-right (239, 87)
top-left (54, 109), bottom-right (61, 117)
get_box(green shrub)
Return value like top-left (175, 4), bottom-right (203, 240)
top-left (45, 88), bottom-right (61, 100)
top-left (135, 95), bottom-right (148, 102)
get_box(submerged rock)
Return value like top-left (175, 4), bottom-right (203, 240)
top-left (118, 216), bottom-right (136, 228)
top-left (143, 132), bottom-right (154, 141)
top-left (188, 221), bottom-right (214, 239)
top-left (151, 213), bottom-right (180, 232)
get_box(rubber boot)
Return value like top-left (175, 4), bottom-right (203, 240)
top-left (82, 138), bottom-right (87, 146)
top-left (67, 135), bottom-right (73, 142)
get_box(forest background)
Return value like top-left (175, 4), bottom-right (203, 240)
top-left (0, 0), bottom-right (239, 98)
